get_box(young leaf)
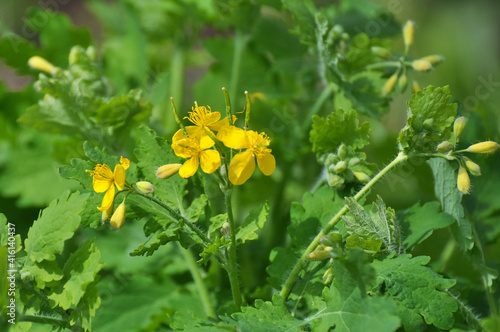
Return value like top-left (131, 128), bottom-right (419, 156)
top-left (130, 228), bottom-right (180, 257)
top-left (371, 254), bottom-right (458, 331)
top-left (184, 194), bottom-right (208, 223)
top-left (310, 108), bottom-right (371, 155)
top-left (48, 239), bottom-right (104, 310)
top-left (427, 158), bottom-right (473, 250)
top-left (236, 202), bottom-right (269, 245)
top-left (398, 201), bottom-right (455, 251)
top-left (398, 86), bottom-right (457, 153)
top-left (343, 196), bottom-right (401, 253)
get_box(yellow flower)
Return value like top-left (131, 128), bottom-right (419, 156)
top-left (171, 131), bottom-right (221, 178)
top-left (217, 127), bottom-right (276, 185)
top-left (184, 106), bottom-right (235, 141)
top-left (86, 156), bottom-right (130, 212)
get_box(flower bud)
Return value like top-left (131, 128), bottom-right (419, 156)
top-left (110, 201), bottom-right (126, 230)
top-left (421, 55), bottom-right (444, 66)
top-left (28, 56), bottom-right (56, 74)
top-left (371, 46), bottom-right (392, 59)
top-left (466, 141), bottom-right (500, 154)
top-left (102, 204), bottom-right (114, 223)
top-left (412, 59), bottom-right (432, 72)
top-left (325, 153), bottom-right (338, 166)
top-left (382, 73), bottom-right (398, 96)
top-left (348, 158), bottom-right (360, 167)
top-left (86, 46), bottom-right (96, 61)
top-left (338, 144), bottom-right (347, 159)
top-left (136, 181), bottom-right (155, 194)
top-left (403, 21), bottom-right (415, 49)
top-left (156, 163), bottom-right (182, 179)
top-left (464, 158), bottom-right (481, 176)
top-left (327, 174), bottom-right (344, 188)
top-left (334, 161), bottom-right (347, 174)
top-left (353, 171), bottom-right (370, 183)
top-left (321, 232), bottom-right (343, 246)
top-left (221, 222), bottom-right (231, 238)
top-left (398, 74), bottom-right (408, 91)
top-left (307, 245), bottom-right (333, 261)
top-left (411, 80), bottom-right (421, 93)
top-left (436, 141), bottom-right (453, 153)
top-left (457, 166), bottom-right (470, 195)
top-left (453, 117), bottom-right (467, 139)
top-left (423, 118), bottom-right (434, 130)
top-left (323, 267), bottom-right (334, 285)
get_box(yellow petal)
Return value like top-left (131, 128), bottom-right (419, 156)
top-left (120, 156), bottom-right (130, 170)
top-left (228, 149), bottom-right (255, 185)
top-left (209, 115), bottom-right (236, 131)
top-left (199, 133), bottom-right (215, 150)
top-left (200, 149), bottom-right (221, 174)
top-left (217, 126), bottom-right (249, 149)
top-left (172, 137), bottom-right (198, 158)
top-left (257, 151), bottom-right (276, 176)
top-left (93, 177), bottom-right (112, 193)
top-left (205, 111), bottom-right (221, 125)
top-left (98, 185), bottom-right (115, 211)
top-left (179, 157), bottom-right (199, 178)
top-left (114, 164), bottom-right (126, 191)
top-left (172, 128), bottom-right (188, 143)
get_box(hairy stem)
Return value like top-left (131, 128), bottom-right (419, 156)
top-left (180, 244), bottom-right (216, 318)
top-left (280, 152), bottom-right (408, 299)
top-left (224, 187), bottom-right (243, 309)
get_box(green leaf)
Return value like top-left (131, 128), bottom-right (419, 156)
top-left (48, 239), bottom-right (103, 310)
top-left (309, 286), bottom-right (400, 332)
top-left (184, 194), bottom-right (209, 223)
top-left (208, 214), bottom-right (228, 239)
top-left (134, 125), bottom-right (187, 211)
top-left (398, 201), bottom-right (455, 251)
top-left (427, 158), bottom-right (473, 250)
top-left (236, 202), bottom-right (269, 245)
top-left (398, 86), bottom-right (457, 153)
top-left (267, 247), bottom-right (301, 290)
top-left (223, 294), bottom-right (303, 331)
top-left (343, 196), bottom-right (401, 253)
top-left (310, 108), bottom-right (371, 155)
top-left (371, 254), bottom-right (458, 331)
top-left (198, 236), bottom-right (230, 265)
top-left (130, 227), bottom-right (180, 257)
top-left (24, 191), bottom-right (88, 263)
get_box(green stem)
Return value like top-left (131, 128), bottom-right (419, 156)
top-left (224, 187), bottom-right (243, 309)
top-left (168, 45), bottom-right (185, 132)
top-left (302, 85), bottom-right (333, 132)
top-left (134, 192), bottom-right (212, 247)
top-left (280, 152), bottom-right (409, 299)
top-left (229, 30), bottom-right (249, 106)
top-left (179, 244), bottom-right (216, 318)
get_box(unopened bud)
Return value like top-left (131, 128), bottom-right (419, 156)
top-left (371, 46), bottom-right (392, 59)
top-left (156, 163), bottom-right (182, 179)
top-left (420, 55), bottom-right (444, 66)
top-left (466, 141), bottom-right (500, 154)
top-left (28, 56), bottom-right (56, 74)
top-left (136, 181), bottom-right (155, 194)
top-left (338, 144), bottom-right (347, 159)
top-left (398, 74), bottom-right (408, 91)
top-left (382, 73), bottom-right (398, 96)
top-left (457, 166), bottom-right (470, 195)
top-left (323, 267), bottom-right (334, 285)
top-left (86, 46), bottom-right (96, 61)
top-left (102, 204), bottom-right (114, 223)
top-left (327, 174), bottom-right (344, 188)
top-left (307, 245), bottom-right (333, 261)
top-left (464, 158), bottom-right (481, 176)
top-left (423, 118), bottom-right (434, 130)
top-left (110, 201), bottom-right (126, 230)
top-left (325, 153), bottom-right (338, 166)
top-left (412, 59), bottom-right (432, 72)
top-left (411, 80), bottom-right (421, 93)
top-left (353, 171), bottom-right (370, 183)
top-left (334, 161), bottom-right (347, 174)
top-left (403, 21), bottom-right (415, 49)
top-left (321, 232), bottom-right (343, 246)
top-left (453, 117), bottom-right (467, 139)
top-left (348, 158), bottom-right (360, 167)
top-left (437, 141), bottom-right (453, 153)
top-left (221, 222), bottom-right (231, 238)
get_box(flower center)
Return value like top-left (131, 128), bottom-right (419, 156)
top-left (186, 106), bottom-right (212, 127)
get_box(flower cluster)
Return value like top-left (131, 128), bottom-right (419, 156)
top-left (167, 104), bottom-right (276, 185)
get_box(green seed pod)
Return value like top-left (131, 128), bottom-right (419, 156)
top-left (436, 141), bottom-right (453, 153)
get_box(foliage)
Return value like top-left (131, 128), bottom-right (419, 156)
top-left (1, 0), bottom-right (499, 331)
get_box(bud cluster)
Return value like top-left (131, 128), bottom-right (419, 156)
top-left (318, 144), bottom-right (373, 189)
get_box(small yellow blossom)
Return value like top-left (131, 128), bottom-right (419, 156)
top-left (171, 132), bottom-right (221, 178)
top-left (156, 163), bottom-right (182, 179)
top-left (217, 127), bottom-right (275, 185)
top-left (110, 200), bottom-right (126, 230)
top-left (86, 156), bottom-right (130, 212)
top-left (183, 106), bottom-right (235, 141)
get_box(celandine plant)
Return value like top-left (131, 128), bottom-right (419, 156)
top-left (1, 1), bottom-right (500, 331)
